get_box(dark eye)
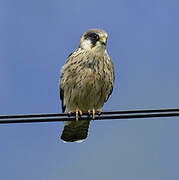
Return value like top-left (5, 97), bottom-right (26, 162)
top-left (89, 33), bottom-right (99, 39)
top-left (85, 33), bottom-right (99, 40)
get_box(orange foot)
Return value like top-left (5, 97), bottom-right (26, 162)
top-left (88, 108), bottom-right (95, 120)
top-left (68, 108), bottom-right (82, 121)
top-left (97, 109), bottom-right (102, 115)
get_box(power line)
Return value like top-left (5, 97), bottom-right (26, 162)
top-left (0, 108), bottom-right (179, 124)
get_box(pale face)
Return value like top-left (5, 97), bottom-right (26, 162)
top-left (80, 29), bottom-right (108, 54)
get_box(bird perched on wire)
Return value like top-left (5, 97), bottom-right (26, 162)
top-left (59, 28), bottom-right (115, 142)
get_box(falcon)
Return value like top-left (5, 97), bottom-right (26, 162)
top-left (59, 29), bottom-right (115, 142)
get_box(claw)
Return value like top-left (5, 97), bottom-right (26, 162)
top-left (88, 110), bottom-right (91, 116)
top-left (76, 107), bottom-right (83, 121)
top-left (68, 110), bottom-right (75, 116)
top-left (88, 109), bottom-right (96, 120)
top-left (79, 110), bottom-right (83, 116)
top-left (68, 108), bottom-right (82, 121)
top-left (97, 109), bottom-right (102, 115)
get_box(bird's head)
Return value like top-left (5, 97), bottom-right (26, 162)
top-left (79, 29), bottom-right (108, 54)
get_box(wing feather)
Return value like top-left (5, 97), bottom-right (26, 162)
top-left (104, 54), bottom-right (115, 102)
top-left (60, 87), bottom-right (66, 112)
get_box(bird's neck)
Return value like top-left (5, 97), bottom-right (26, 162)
top-left (91, 46), bottom-right (106, 56)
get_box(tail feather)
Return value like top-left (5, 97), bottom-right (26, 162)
top-left (61, 120), bottom-right (90, 142)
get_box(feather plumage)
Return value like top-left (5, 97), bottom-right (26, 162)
top-left (59, 29), bottom-right (115, 142)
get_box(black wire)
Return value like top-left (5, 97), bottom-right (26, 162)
top-left (0, 108), bottom-right (179, 119)
top-left (102, 108), bottom-right (179, 114)
top-left (0, 108), bottom-right (179, 124)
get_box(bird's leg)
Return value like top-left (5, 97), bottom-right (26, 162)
top-left (76, 108), bottom-right (79, 121)
top-left (88, 109), bottom-right (96, 120)
top-left (92, 108), bottom-right (95, 120)
top-left (97, 108), bottom-right (102, 115)
top-left (75, 107), bottom-right (83, 121)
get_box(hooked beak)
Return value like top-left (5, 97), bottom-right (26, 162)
top-left (99, 37), bottom-right (107, 46)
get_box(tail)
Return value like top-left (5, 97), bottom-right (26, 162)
top-left (61, 120), bottom-right (90, 142)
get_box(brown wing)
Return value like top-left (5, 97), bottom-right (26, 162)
top-left (59, 48), bottom-right (82, 113)
top-left (104, 53), bottom-right (115, 102)
top-left (60, 87), bottom-right (65, 113)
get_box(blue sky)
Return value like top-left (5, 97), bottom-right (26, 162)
top-left (0, 0), bottom-right (179, 179)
